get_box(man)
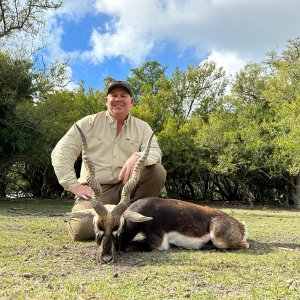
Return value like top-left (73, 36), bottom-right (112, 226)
top-left (51, 81), bottom-right (166, 240)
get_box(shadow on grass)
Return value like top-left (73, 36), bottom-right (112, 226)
top-left (242, 213), bottom-right (300, 219)
top-left (106, 238), bottom-right (300, 268)
top-left (44, 235), bottom-right (300, 268)
top-left (246, 239), bottom-right (300, 253)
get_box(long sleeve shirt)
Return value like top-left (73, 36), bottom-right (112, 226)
top-left (51, 111), bottom-right (162, 191)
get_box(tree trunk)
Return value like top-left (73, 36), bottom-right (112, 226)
top-left (41, 163), bottom-right (50, 198)
top-left (0, 172), bottom-right (7, 198)
top-left (186, 173), bottom-right (196, 199)
top-left (292, 174), bottom-right (300, 209)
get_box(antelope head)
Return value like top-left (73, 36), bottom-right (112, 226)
top-left (73, 124), bottom-right (154, 263)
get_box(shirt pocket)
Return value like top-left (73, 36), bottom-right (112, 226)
top-left (86, 136), bottom-right (114, 162)
top-left (119, 138), bottom-right (140, 153)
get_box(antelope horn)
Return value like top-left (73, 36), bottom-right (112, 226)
top-left (112, 131), bottom-right (156, 216)
top-left (75, 124), bottom-right (108, 217)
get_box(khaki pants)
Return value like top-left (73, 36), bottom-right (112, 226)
top-left (68, 163), bottom-right (166, 241)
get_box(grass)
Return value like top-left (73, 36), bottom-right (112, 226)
top-left (0, 199), bottom-right (299, 300)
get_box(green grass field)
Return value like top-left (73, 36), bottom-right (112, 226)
top-left (0, 199), bottom-right (299, 300)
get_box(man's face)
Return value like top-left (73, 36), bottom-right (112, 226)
top-left (105, 87), bottom-right (134, 120)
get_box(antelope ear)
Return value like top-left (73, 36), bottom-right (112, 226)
top-left (71, 209), bottom-right (96, 218)
top-left (123, 210), bottom-right (153, 223)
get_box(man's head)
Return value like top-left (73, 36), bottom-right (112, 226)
top-left (105, 81), bottom-right (134, 121)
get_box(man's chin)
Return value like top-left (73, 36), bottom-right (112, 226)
top-left (110, 110), bottom-right (129, 119)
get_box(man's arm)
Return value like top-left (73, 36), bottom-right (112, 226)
top-left (119, 123), bottom-right (162, 183)
top-left (118, 153), bottom-right (140, 183)
top-left (51, 122), bottom-right (86, 192)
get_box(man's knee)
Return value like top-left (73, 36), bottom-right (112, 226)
top-left (143, 163), bottom-right (166, 185)
top-left (68, 198), bottom-right (95, 241)
top-left (132, 164), bottom-right (166, 200)
top-left (68, 216), bottom-right (95, 241)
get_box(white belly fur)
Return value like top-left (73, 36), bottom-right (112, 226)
top-left (158, 231), bottom-right (210, 250)
top-left (132, 232), bottom-right (146, 242)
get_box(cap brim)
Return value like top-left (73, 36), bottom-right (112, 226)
top-left (107, 83), bottom-right (132, 96)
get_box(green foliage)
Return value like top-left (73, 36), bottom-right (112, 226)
top-left (0, 52), bottom-right (104, 198)
top-left (191, 39), bottom-right (300, 205)
top-left (13, 84), bottom-right (104, 198)
top-left (158, 116), bottom-right (207, 198)
top-left (0, 52), bottom-right (36, 156)
top-left (129, 60), bottom-right (227, 199)
top-left (170, 61), bottom-right (227, 122)
top-left (263, 38), bottom-right (300, 175)
top-left (2, 38), bottom-right (300, 206)
top-left (127, 60), bottom-right (168, 101)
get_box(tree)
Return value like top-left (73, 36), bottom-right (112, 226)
top-left (0, 52), bottom-right (35, 165)
top-left (0, 52), bottom-right (40, 197)
top-left (170, 62), bottom-right (227, 122)
top-left (192, 39), bottom-right (300, 208)
top-left (130, 61), bottom-right (228, 199)
top-left (0, 0), bottom-right (61, 39)
top-left (263, 38), bottom-right (300, 208)
top-left (0, 50), bottom-right (82, 198)
top-left (126, 61), bottom-right (170, 132)
top-left (127, 61), bottom-right (168, 102)
top-left (11, 83), bottom-right (104, 198)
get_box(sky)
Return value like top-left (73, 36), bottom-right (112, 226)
top-left (30, 0), bottom-right (300, 90)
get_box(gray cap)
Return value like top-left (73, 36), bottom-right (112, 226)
top-left (107, 81), bottom-right (132, 96)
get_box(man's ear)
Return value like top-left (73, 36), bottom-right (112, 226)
top-left (123, 210), bottom-right (153, 223)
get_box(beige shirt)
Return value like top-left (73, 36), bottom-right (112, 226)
top-left (51, 111), bottom-right (162, 191)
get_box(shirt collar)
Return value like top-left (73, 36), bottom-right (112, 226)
top-left (105, 110), bottom-right (131, 124)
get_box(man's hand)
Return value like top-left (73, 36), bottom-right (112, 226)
top-left (70, 185), bottom-right (94, 200)
top-left (118, 154), bottom-right (140, 183)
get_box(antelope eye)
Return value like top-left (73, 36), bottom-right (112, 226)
top-left (97, 224), bottom-right (104, 231)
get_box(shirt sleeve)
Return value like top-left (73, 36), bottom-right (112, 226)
top-left (51, 119), bottom-right (88, 191)
top-left (134, 122), bottom-right (162, 166)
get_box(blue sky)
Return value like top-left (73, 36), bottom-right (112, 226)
top-left (5, 0), bottom-right (300, 91)
top-left (43, 1), bottom-right (213, 90)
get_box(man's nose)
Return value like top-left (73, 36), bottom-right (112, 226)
top-left (114, 95), bottom-right (122, 101)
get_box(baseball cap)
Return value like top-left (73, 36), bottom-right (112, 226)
top-left (107, 81), bottom-right (132, 96)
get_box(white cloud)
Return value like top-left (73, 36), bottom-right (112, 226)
top-left (86, 0), bottom-right (300, 66)
top-left (82, 24), bottom-right (154, 65)
top-left (44, 17), bottom-right (80, 63)
top-left (39, 0), bottom-right (94, 74)
top-left (7, 0), bottom-right (298, 87)
top-left (205, 50), bottom-right (247, 76)
top-left (47, 0), bottom-right (95, 21)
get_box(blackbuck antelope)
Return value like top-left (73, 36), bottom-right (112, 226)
top-left (73, 125), bottom-right (249, 264)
